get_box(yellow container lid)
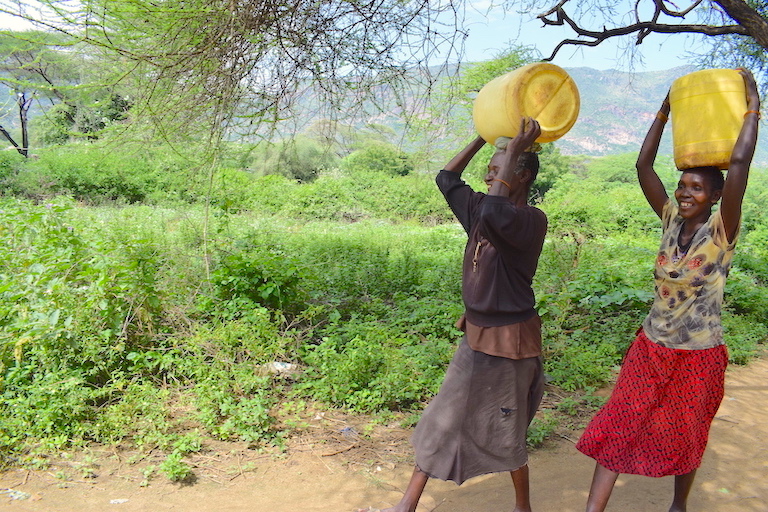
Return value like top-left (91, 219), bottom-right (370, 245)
top-left (473, 62), bottom-right (580, 144)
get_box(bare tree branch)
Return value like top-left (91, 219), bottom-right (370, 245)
top-left (657, 0), bottom-right (703, 17)
top-left (536, 0), bottom-right (766, 62)
top-left (0, 122), bottom-right (25, 156)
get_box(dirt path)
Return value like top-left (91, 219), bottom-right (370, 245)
top-left (2, 357), bottom-right (767, 512)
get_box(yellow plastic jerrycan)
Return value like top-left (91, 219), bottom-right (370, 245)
top-left (472, 62), bottom-right (580, 144)
top-left (670, 69), bottom-right (747, 170)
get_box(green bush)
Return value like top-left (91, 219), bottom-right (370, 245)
top-left (0, 150), bottom-right (24, 182)
top-left (203, 243), bottom-right (306, 315)
top-left (0, 199), bottom-right (165, 377)
top-left (298, 319), bottom-right (454, 412)
top-left (0, 366), bottom-right (97, 446)
top-left (33, 103), bottom-right (77, 146)
top-left (0, 147), bottom-right (765, 474)
top-left (342, 141), bottom-right (414, 176)
top-left (10, 145), bottom-right (158, 202)
top-left (722, 310), bottom-right (768, 365)
top-left (251, 136), bottom-right (339, 182)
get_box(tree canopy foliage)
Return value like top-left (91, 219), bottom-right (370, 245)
top-left (0, 29), bottom-right (132, 153)
top-left (0, 0), bottom-right (473, 141)
top-left (0, 30), bottom-right (76, 155)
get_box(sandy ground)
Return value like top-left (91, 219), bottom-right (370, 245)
top-left (1, 357), bottom-right (767, 512)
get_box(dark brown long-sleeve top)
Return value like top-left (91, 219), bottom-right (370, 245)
top-left (436, 170), bottom-right (547, 358)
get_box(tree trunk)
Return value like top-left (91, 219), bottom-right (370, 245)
top-left (18, 92), bottom-right (30, 157)
top-left (715, 0), bottom-right (768, 51)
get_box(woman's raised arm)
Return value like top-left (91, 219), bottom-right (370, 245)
top-left (636, 93), bottom-right (671, 218)
top-left (721, 68), bottom-right (761, 242)
top-left (444, 136), bottom-right (487, 174)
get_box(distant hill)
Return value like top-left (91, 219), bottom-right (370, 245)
top-left (558, 67), bottom-right (683, 157)
top-left (523, 66), bottom-right (767, 167)
top-left (2, 66), bottom-right (766, 166)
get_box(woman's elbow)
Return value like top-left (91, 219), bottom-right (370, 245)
top-left (729, 149), bottom-right (755, 170)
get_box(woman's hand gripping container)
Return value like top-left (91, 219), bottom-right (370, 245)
top-left (472, 62), bottom-right (580, 144)
top-left (670, 68), bottom-right (748, 170)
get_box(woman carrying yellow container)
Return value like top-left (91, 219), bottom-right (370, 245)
top-left (355, 62), bottom-right (581, 512)
top-left (576, 67), bottom-right (761, 512)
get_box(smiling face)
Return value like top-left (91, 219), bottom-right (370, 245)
top-left (484, 151), bottom-right (531, 193)
top-left (674, 169), bottom-right (723, 220)
top-left (485, 151), bottom-right (515, 191)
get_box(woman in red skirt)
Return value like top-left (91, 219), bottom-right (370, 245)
top-left (576, 68), bottom-right (760, 512)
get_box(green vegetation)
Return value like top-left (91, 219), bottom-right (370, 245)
top-left (1, 3), bottom-right (766, 487)
top-left (0, 142), bottom-right (765, 480)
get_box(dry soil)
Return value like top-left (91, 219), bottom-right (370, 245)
top-left (1, 357), bottom-right (767, 512)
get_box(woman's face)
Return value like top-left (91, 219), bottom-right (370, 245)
top-left (675, 170), bottom-right (721, 220)
top-left (484, 151), bottom-right (524, 192)
top-left (484, 153), bottom-right (501, 190)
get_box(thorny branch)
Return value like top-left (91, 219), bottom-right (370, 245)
top-left (537, 0), bottom-right (761, 61)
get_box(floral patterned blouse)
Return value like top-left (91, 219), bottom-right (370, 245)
top-left (641, 200), bottom-right (738, 350)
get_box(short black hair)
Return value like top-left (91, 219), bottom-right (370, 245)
top-left (517, 152), bottom-right (540, 188)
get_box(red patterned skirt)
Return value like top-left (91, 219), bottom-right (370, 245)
top-left (575, 329), bottom-right (727, 477)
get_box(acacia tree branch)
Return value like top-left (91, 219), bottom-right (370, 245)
top-left (538, 0), bottom-right (568, 18)
top-left (657, 0), bottom-right (703, 17)
top-left (636, 0), bottom-right (662, 44)
top-left (538, 3), bottom-right (752, 61)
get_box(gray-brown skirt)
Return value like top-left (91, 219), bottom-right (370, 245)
top-left (411, 336), bottom-right (544, 485)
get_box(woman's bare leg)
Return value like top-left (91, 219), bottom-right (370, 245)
top-left (368, 466), bottom-right (428, 512)
top-left (669, 470), bottom-right (697, 512)
top-left (510, 464), bottom-right (532, 512)
top-left (585, 463), bottom-right (619, 512)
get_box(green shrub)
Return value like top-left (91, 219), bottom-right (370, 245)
top-left (192, 369), bottom-right (279, 444)
top-left (725, 267), bottom-right (768, 319)
top-left (203, 242), bottom-right (306, 315)
top-left (527, 412), bottom-right (558, 448)
top-left (544, 334), bottom-right (623, 392)
top-left (0, 150), bottom-right (24, 182)
top-left (19, 145), bottom-right (159, 202)
top-left (251, 137), bottom-right (339, 182)
top-left (342, 141), bottom-right (414, 176)
top-left (91, 383), bottom-right (173, 447)
top-left (0, 366), bottom-right (96, 446)
top-left (243, 174), bottom-right (298, 216)
top-left (298, 319), bottom-right (454, 412)
top-left (722, 310), bottom-right (768, 365)
top-left (160, 452), bottom-right (193, 482)
top-left (184, 316), bottom-right (293, 364)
